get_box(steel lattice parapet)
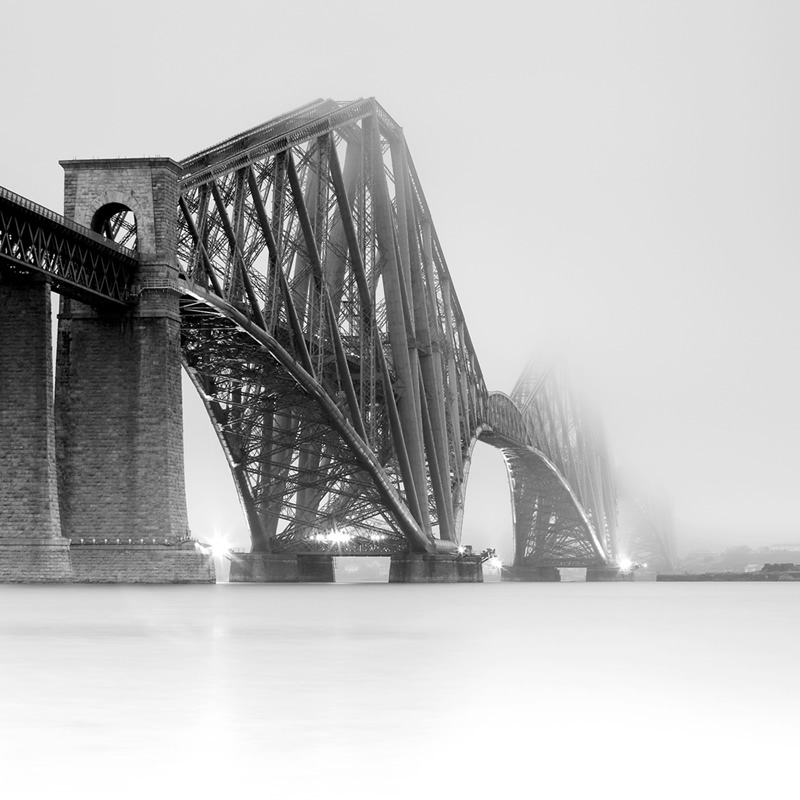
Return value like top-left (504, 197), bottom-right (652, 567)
top-left (0, 185), bottom-right (136, 306)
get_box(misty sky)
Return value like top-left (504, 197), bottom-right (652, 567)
top-left (2, 0), bottom-right (798, 555)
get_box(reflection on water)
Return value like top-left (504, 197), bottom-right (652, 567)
top-left (0, 583), bottom-right (797, 799)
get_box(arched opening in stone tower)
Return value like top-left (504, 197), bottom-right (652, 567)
top-left (90, 202), bottom-right (137, 251)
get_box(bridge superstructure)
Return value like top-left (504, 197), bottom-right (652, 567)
top-left (0, 98), bottom-right (623, 582)
top-left (617, 476), bottom-right (678, 573)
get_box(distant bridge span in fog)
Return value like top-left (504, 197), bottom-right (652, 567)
top-left (0, 99), bottom-right (673, 583)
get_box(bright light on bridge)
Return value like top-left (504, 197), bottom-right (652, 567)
top-left (486, 556), bottom-right (503, 572)
top-left (209, 535), bottom-right (232, 557)
top-left (327, 529), bottom-right (352, 545)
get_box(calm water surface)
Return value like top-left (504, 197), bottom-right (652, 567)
top-left (0, 582), bottom-right (797, 799)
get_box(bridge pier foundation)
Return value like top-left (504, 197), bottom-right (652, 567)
top-left (70, 541), bottom-right (214, 583)
top-left (456, 556), bottom-right (483, 582)
top-left (228, 553), bottom-right (336, 582)
top-left (229, 553), bottom-right (300, 582)
top-left (0, 275), bottom-right (72, 582)
top-left (502, 566), bottom-right (561, 582)
top-left (586, 566), bottom-right (634, 582)
top-left (389, 554), bottom-right (483, 583)
top-left (297, 555), bottom-right (336, 582)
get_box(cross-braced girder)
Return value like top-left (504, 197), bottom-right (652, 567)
top-left (180, 292), bottom-right (419, 555)
top-left (176, 99), bottom-right (487, 555)
top-left (479, 391), bottom-right (610, 568)
top-left (507, 363), bottom-right (620, 566)
top-left (0, 185), bottom-right (135, 306)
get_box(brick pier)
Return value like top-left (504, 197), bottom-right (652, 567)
top-left (0, 159), bottom-right (214, 583)
top-left (55, 159), bottom-right (212, 583)
top-left (0, 275), bottom-right (72, 581)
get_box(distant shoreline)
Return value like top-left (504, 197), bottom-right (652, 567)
top-left (658, 571), bottom-right (800, 582)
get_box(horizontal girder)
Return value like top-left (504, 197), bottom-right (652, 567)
top-left (0, 185), bottom-right (135, 306)
top-left (179, 98), bottom-right (404, 192)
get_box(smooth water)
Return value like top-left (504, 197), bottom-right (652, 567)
top-left (0, 582), bottom-right (797, 799)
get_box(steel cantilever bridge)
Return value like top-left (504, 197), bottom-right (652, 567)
top-left (0, 97), bottom-right (664, 577)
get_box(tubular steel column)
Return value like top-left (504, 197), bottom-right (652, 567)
top-left (365, 113), bottom-right (432, 540)
top-left (391, 141), bottom-right (456, 542)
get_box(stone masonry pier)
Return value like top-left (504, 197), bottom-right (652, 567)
top-left (0, 159), bottom-right (214, 583)
top-left (0, 274), bottom-right (72, 582)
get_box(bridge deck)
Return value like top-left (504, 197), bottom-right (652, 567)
top-left (0, 185), bottom-right (136, 306)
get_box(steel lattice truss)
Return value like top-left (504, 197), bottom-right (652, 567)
top-left (495, 362), bottom-right (619, 567)
top-left (176, 99), bottom-right (487, 555)
top-left (616, 475), bottom-right (677, 571)
top-left (0, 186), bottom-right (135, 306)
top-left (0, 98), bottom-right (623, 563)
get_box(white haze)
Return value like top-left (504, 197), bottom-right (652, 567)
top-left (2, 0), bottom-right (799, 554)
top-left (1, 584), bottom-right (798, 798)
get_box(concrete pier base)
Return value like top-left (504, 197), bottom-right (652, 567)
top-left (70, 543), bottom-right (215, 583)
top-left (389, 554), bottom-right (483, 583)
top-left (586, 566), bottom-right (634, 582)
top-left (502, 566), bottom-right (561, 582)
top-left (228, 553), bottom-right (338, 583)
top-left (229, 553), bottom-right (299, 582)
top-left (456, 556), bottom-right (483, 582)
top-left (297, 555), bottom-right (335, 583)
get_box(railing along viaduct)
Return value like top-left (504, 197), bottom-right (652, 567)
top-left (0, 99), bottom-right (668, 583)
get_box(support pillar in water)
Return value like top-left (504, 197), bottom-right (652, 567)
top-left (0, 275), bottom-right (71, 582)
top-left (586, 566), bottom-right (633, 582)
top-left (502, 565), bottom-right (561, 582)
top-left (389, 554), bottom-right (483, 583)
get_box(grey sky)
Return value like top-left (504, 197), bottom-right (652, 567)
top-left (2, 0), bottom-right (798, 554)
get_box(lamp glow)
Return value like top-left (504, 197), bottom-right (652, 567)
top-left (209, 536), bottom-right (232, 557)
top-left (486, 556), bottom-right (503, 571)
top-left (328, 529), bottom-right (352, 545)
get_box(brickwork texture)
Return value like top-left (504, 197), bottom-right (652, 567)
top-left (57, 159), bottom-right (190, 547)
top-left (0, 159), bottom-right (209, 582)
top-left (71, 544), bottom-right (215, 583)
top-left (0, 540), bottom-right (72, 583)
top-left (0, 276), bottom-right (65, 542)
top-left (56, 311), bottom-right (188, 541)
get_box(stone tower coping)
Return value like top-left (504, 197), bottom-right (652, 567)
top-left (59, 157), bottom-right (183, 174)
